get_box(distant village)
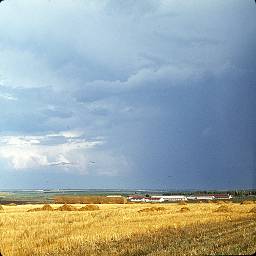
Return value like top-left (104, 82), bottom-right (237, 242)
top-left (126, 194), bottom-right (232, 203)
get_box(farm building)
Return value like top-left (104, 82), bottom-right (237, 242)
top-left (186, 194), bottom-right (232, 201)
top-left (152, 195), bottom-right (187, 201)
top-left (144, 197), bottom-right (164, 203)
top-left (211, 194), bottom-right (232, 200)
top-left (128, 195), bottom-right (188, 202)
top-left (191, 194), bottom-right (232, 200)
top-left (194, 195), bottom-right (215, 200)
top-left (186, 196), bottom-right (197, 200)
top-left (127, 193), bottom-right (232, 203)
top-left (128, 195), bottom-right (145, 202)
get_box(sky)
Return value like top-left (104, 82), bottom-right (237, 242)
top-left (0, 0), bottom-right (255, 190)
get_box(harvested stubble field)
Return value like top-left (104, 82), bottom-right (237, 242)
top-left (0, 202), bottom-right (255, 256)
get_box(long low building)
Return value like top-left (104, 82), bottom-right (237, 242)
top-left (128, 195), bottom-right (145, 202)
top-left (193, 195), bottom-right (215, 200)
top-left (152, 195), bottom-right (187, 201)
top-left (128, 195), bottom-right (187, 202)
top-left (187, 194), bottom-right (232, 200)
top-left (209, 194), bottom-right (233, 200)
top-left (144, 197), bottom-right (164, 203)
top-left (127, 194), bottom-right (232, 203)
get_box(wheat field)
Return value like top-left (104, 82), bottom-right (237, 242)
top-left (0, 202), bottom-right (255, 256)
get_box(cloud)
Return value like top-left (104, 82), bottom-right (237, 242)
top-left (0, 0), bottom-right (255, 188)
top-left (0, 92), bottom-right (17, 101)
top-left (0, 132), bottom-right (103, 171)
top-left (74, 64), bottom-right (211, 103)
top-left (0, 131), bottom-right (130, 177)
top-left (1, 0), bottom-right (246, 90)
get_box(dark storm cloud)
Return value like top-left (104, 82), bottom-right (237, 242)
top-left (0, 0), bottom-right (255, 189)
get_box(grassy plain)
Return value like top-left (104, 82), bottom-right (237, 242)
top-left (0, 202), bottom-right (255, 256)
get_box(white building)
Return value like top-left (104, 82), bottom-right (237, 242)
top-left (144, 197), bottom-right (164, 203)
top-left (195, 195), bottom-right (215, 200)
top-left (152, 195), bottom-right (187, 201)
top-left (211, 194), bottom-right (232, 200)
top-left (128, 195), bottom-right (145, 202)
top-left (186, 196), bottom-right (196, 200)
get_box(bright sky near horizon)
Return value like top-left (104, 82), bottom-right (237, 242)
top-left (0, 0), bottom-right (255, 190)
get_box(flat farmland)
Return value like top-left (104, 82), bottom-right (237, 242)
top-left (0, 202), bottom-right (255, 256)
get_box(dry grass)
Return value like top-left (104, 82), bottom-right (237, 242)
top-left (27, 204), bottom-right (54, 212)
top-left (214, 205), bottom-right (232, 213)
top-left (7, 203), bottom-right (17, 206)
top-left (240, 200), bottom-right (254, 205)
top-left (54, 196), bottom-right (127, 204)
top-left (56, 204), bottom-right (78, 211)
top-left (27, 208), bottom-right (41, 212)
top-left (27, 204), bottom-right (100, 212)
top-left (41, 204), bottom-right (54, 211)
top-left (79, 205), bottom-right (100, 211)
top-left (0, 205), bottom-right (4, 211)
top-left (0, 203), bottom-right (255, 256)
top-left (249, 207), bottom-right (256, 213)
top-left (179, 206), bottom-right (190, 212)
top-left (51, 216), bottom-right (256, 256)
top-left (215, 200), bottom-right (226, 204)
top-left (138, 207), bottom-right (166, 213)
top-left (177, 201), bottom-right (187, 205)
